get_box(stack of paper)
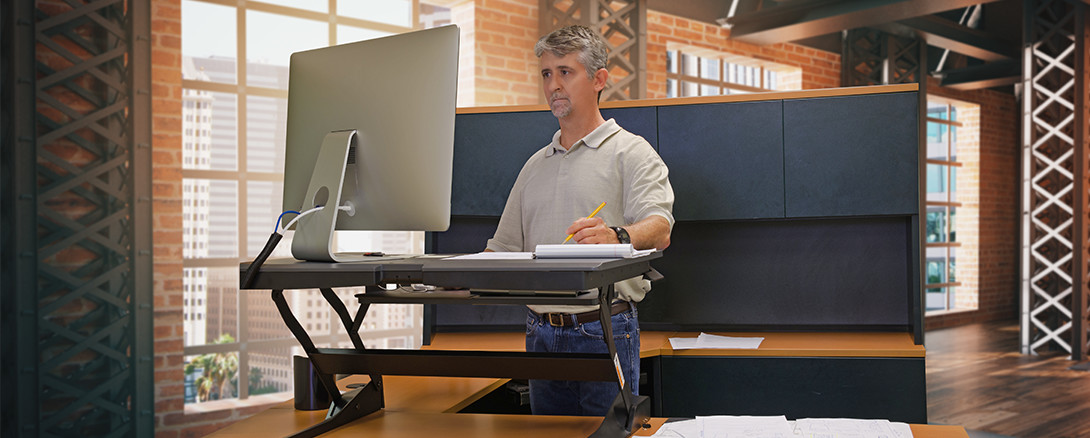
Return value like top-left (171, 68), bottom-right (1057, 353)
top-left (668, 333), bottom-right (765, 350)
top-left (534, 243), bottom-right (655, 259)
top-left (647, 416), bottom-right (914, 438)
top-left (649, 415), bottom-right (793, 438)
top-left (793, 418), bottom-right (912, 438)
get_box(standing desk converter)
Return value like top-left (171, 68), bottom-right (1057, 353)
top-left (240, 253), bottom-right (663, 438)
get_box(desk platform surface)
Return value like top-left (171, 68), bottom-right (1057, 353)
top-left (427, 330), bottom-right (926, 358)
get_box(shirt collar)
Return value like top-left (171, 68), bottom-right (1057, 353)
top-left (544, 118), bottom-right (621, 157)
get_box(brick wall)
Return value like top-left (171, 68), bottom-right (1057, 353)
top-left (453, 0), bottom-right (541, 106)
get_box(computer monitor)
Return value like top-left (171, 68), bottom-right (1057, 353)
top-left (282, 25), bottom-right (459, 262)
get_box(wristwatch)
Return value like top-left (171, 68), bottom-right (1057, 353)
top-left (610, 226), bottom-right (631, 244)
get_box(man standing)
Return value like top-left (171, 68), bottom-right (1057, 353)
top-left (485, 25), bottom-right (675, 416)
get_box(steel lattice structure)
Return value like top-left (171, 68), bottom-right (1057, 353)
top-left (540, 0), bottom-right (646, 100)
top-left (1021, 0), bottom-right (1090, 360)
top-left (5, 0), bottom-right (153, 436)
top-left (842, 28), bottom-right (928, 87)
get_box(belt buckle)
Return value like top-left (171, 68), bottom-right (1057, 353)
top-left (547, 313), bottom-right (566, 327)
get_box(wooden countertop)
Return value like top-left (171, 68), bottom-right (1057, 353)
top-left (207, 407), bottom-right (966, 438)
top-left (207, 331), bottom-right (943, 437)
top-left (457, 84), bottom-right (918, 114)
top-left (427, 330), bottom-right (925, 358)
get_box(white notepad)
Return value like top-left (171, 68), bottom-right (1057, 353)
top-left (533, 244), bottom-right (655, 259)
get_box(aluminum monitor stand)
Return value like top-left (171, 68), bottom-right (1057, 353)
top-left (291, 130), bottom-right (366, 262)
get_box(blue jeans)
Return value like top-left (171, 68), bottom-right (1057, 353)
top-left (525, 304), bottom-right (640, 416)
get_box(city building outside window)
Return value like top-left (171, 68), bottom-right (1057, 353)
top-left (181, 0), bottom-right (449, 409)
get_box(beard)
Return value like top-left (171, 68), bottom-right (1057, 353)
top-left (549, 93), bottom-right (572, 118)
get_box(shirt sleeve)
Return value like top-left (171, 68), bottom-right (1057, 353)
top-left (621, 138), bottom-right (675, 228)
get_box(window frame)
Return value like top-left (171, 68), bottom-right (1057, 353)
top-left (180, 0), bottom-right (427, 405)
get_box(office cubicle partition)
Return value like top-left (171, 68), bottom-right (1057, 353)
top-left (424, 85), bottom-right (926, 422)
top-left (426, 85), bottom-right (922, 340)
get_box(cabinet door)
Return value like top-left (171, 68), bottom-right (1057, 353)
top-left (451, 111), bottom-right (557, 216)
top-left (658, 101), bottom-right (785, 221)
top-left (783, 92), bottom-right (919, 218)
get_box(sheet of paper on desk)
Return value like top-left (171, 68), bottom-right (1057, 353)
top-left (793, 418), bottom-right (913, 438)
top-left (646, 418), bottom-right (702, 437)
top-left (444, 252), bottom-right (534, 260)
top-left (533, 244), bottom-right (655, 259)
top-left (668, 333), bottom-right (765, 350)
top-left (649, 416), bottom-right (793, 438)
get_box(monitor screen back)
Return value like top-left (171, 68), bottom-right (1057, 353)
top-left (283, 25), bottom-right (459, 232)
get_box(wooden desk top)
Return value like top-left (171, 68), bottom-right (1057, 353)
top-left (207, 408), bottom-right (966, 438)
top-left (427, 330), bottom-right (925, 359)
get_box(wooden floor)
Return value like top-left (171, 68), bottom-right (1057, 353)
top-left (926, 320), bottom-right (1090, 437)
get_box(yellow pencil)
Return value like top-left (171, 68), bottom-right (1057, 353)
top-left (562, 201), bottom-right (606, 244)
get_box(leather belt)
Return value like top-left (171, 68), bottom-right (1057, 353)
top-left (537, 301), bottom-right (631, 327)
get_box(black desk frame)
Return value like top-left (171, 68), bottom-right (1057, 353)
top-left (242, 255), bottom-right (659, 438)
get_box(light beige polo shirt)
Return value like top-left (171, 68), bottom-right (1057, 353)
top-left (486, 118), bottom-right (675, 314)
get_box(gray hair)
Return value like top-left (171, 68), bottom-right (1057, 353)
top-left (534, 25), bottom-right (609, 79)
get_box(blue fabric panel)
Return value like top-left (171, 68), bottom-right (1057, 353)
top-left (657, 101), bottom-right (785, 220)
top-left (783, 92), bottom-right (919, 217)
top-left (451, 111), bottom-right (558, 216)
top-left (602, 106), bottom-right (658, 149)
top-left (638, 217), bottom-right (911, 327)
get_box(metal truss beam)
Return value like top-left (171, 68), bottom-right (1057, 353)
top-left (937, 58), bottom-right (1021, 89)
top-left (724, 0), bottom-right (1004, 46)
top-left (540, 0), bottom-right (646, 100)
top-left (1021, 0), bottom-right (1090, 361)
top-left (892, 15), bottom-right (1018, 61)
top-left (3, 0), bottom-right (154, 436)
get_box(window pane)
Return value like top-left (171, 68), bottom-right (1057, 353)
top-left (948, 246), bottom-right (957, 282)
top-left (950, 125), bottom-right (958, 160)
top-left (258, 0), bottom-right (327, 12)
top-left (700, 58), bottom-right (719, 80)
top-left (247, 61), bottom-right (291, 90)
top-left (950, 166), bottom-right (957, 196)
top-left (248, 345), bottom-right (299, 399)
top-left (246, 289), bottom-right (299, 341)
top-left (928, 101), bottom-right (949, 120)
top-left (926, 257), bottom-right (946, 284)
top-left (926, 164), bottom-right (947, 202)
top-left (183, 0), bottom-right (237, 84)
top-left (926, 121), bottom-right (949, 161)
top-left (418, 3), bottom-right (452, 28)
top-left (666, 50), bottom-right (676, 74)
top-left (681, 80), bottom-right (697, 97)
top-left (247, 10), bottom-right (327, 85)
top-left (184, 179), bottom-right (239, 258)
top-left (926, 208), bottom-right (946, 243)
top-left (247, 180), bottom-right (284, 257)
top-left (680, 53), bottom-right (697, 77)
top-left (701, 84), bottom-right (719, 96)
top-left (184, 349), bottom-right (241, 403)
top-left (339, 0), bottom-right (412, 27)
top-left (666, 79), bottom-right (676, 98)
top-left (949, 207), bottom-right (957, 242)
top-left (246, 96), bottom-right (288, 173)
top-left (337, 26), bottom-right (393, 45)
top-left (181, 91), bottom-right (240, 171)
top-left (926, 287), bottom-right (947, 311)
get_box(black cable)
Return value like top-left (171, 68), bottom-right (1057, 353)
top-left (241, 232), bottom-right (282, 290)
